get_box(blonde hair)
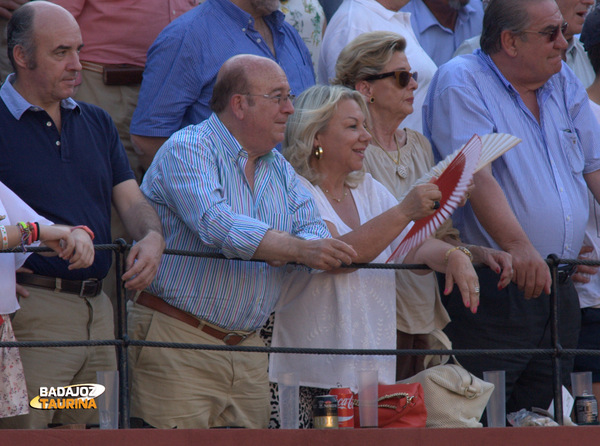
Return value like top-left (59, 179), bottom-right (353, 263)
top-left (333, 31), bottom-right (407, 88)
top-left (283, 85), bottom-right (370, 187)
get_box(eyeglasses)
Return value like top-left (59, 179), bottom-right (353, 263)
top-left (245, 91), bottom-right (295, 105)
top-left (363, 70), bottom-right (418, 88)
top-left (521, 22), bottom-right (568, 42)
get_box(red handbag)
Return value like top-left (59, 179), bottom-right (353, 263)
top-left (353, 383), bottom-right (427, 428)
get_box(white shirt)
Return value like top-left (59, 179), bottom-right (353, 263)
top-left (270, 174), bottom-right (411, 391)
top-left (317, 0), bottom-right (438, 133)
top-left (452, 34), bottom-right (480, 58)
top-left (576, 99), bottom-right (600, 309)
top-left (566, 37), bottom-right (595, 89)
top-left (0, 181), bottom-right (51, 314)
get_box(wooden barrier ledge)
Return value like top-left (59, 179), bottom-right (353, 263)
top-left (3, 426), bottom-right (600, 446)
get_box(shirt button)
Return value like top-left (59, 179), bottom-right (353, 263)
top-left (55, 141), bottom-right (61, 146)
top-left (257, 38), bottom-right (262, 43)
top-left (559, 188), bottom-right (564, 192)
top-left (242, 27), bottom-right (246, 31)
top-left (46, 121), bottom-right (52, 127)
top-left (566, 215), bottom-right (571, 221)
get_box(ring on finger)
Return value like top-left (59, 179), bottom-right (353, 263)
top-left (432, 200), bottom-right (441, 210)
top-left (474, 285), bottom-right (480, 293)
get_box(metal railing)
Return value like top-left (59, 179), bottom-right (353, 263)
top-left (2, 241), bottom-right (600, 428)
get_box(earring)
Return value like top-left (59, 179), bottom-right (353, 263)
top-left (314, 146), bottom-right (323, 159)
top-left (369, 97), bottom-right (375, 104)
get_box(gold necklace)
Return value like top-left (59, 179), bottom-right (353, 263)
top-left (323, 186), bottom-right (348, 203)
top-left (369, 131), bottom-right (408, 179)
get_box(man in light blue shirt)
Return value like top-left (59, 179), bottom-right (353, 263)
top-left (402, 0), bottom-right (484, 66)
top-left (130, 0), bottom-right (316, 169)
top-left (424, 0), bottom-right (600, 417)
top-left (129, 55), bottom-right (356, 429)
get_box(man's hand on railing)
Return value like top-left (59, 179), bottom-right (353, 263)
top-left (506, 240), bottom-right (551, 299)
top-left (122, 230), bottom-right (165, 290)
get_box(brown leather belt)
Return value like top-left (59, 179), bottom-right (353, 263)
top-left (81, 60), bottom-right (144, 85)
top-left (16, 273), bottom-right (103, 298)
top-left (134, 291), bottom-right (253, 346)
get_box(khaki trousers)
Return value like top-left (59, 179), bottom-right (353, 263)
top-left (74, 68), bottom-right (142, 179)
top-left (0, 286), bottom-right (116, 429)
top-left (128, 302), bottom-right (270, 429)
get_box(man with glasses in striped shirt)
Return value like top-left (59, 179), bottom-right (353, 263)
top-left (129, 54), bottom-right (357, 429)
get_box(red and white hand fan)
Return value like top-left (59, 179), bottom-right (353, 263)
top-left (386, 134), bottom-right (483, 263)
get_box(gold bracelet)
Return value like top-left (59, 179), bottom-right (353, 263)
top-left (444, 246), bottom-right (473, 265)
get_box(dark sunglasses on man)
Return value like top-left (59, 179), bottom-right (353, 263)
top-left (521, 22), bottom-right (568, 43)
top-left (364, 70), bottom-right (418, 89)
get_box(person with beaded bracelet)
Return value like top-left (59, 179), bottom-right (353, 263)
top-left (0, 180), bottom-right (94, 419)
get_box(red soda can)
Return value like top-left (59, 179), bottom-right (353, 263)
top-left (329, 387), bottom-right (354, 428)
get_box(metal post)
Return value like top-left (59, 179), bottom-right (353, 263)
top-left (115, 239), bottom-right (130, 429)
top-left (547, 254), bottom-right (563, 425)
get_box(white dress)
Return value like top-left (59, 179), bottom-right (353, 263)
top-left (270, 174), bottom-right (412, 391)
top-left (317, 0), bottom-right (438, 133)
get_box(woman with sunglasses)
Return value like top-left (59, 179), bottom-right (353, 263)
top-left (334, 31), bottom-right (513, 380)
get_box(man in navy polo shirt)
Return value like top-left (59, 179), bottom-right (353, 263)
top-left (0, 1), bottom-right (165, 429)
top-left (129, 0), bottom-right (316, 169)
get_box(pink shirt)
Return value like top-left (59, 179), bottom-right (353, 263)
top-left (52, 0), bottom-right (200, 66)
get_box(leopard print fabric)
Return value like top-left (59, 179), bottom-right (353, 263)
top-left (261, 313), bottom-right (329, 429)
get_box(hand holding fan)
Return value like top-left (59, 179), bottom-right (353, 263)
top-left (386, 134), bottom-right (483, 263)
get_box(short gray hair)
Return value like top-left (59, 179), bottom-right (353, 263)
top-left (210, 59), bottom-right (251, 113)
top-left (283, 85), bottom-right (369, 187)
top-left (7, 4), bottom-right (37, 72)
top-left (480, 0), bottom-right (543, 55)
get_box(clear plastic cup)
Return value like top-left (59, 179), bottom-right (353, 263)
top-left (483, 370), bottom-right (505, 427)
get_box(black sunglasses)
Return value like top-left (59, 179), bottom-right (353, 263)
top-left (364, 70), bottom-right (418, 88)
top-left (521, 22), bottom-right (568, 42)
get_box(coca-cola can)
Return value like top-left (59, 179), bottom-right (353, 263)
top-left (329, 387), bottom-right (354, 429)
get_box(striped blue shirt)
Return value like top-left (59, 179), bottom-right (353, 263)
top-left (424, 50), bottom-right (600, 259)
top-left (140, 114), bottom-right (331, 331)
top-left (130, 0), bottom-right (315, 137)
